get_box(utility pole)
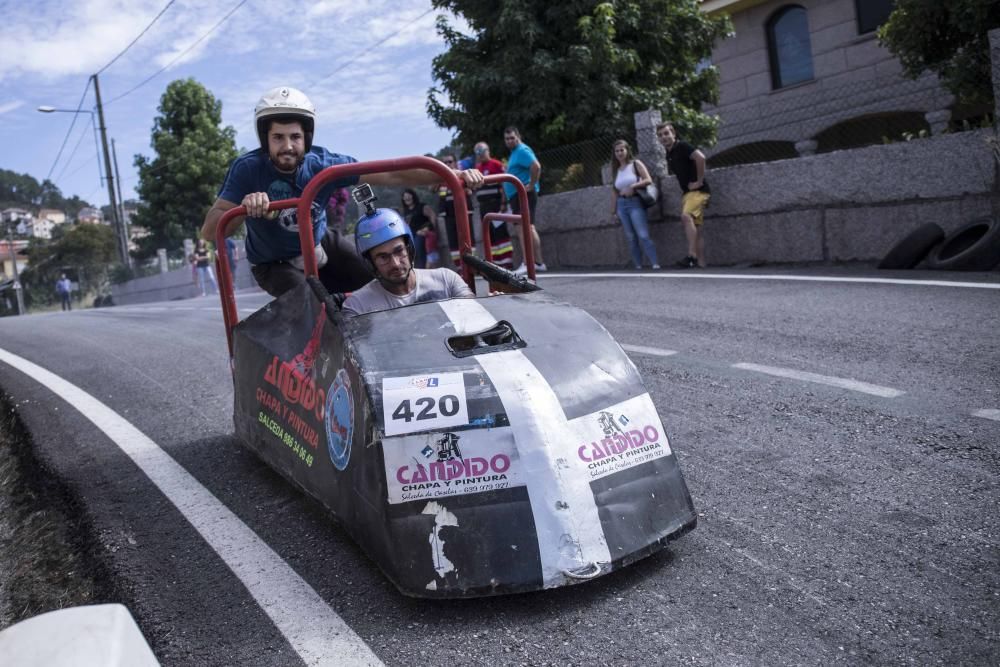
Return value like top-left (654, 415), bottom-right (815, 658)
top-left (92, 74), bottom-right (126, 266)
top-left (111, 138), bottom-right (131, 268)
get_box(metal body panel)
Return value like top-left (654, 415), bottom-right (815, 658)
top-left (232, 284), bottom-right (696, 597)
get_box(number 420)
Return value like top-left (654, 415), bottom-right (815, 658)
top-left (392, 395), bottom-right (460, 422)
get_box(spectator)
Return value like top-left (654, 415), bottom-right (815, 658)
top-left (326, 187), bottom-right (350, 234)
top-left (610, 139), bottom-right (660, 270)
top-left (194, 239), bottom-right (219, 296)
top-left (473, 141), bottom-right (514, 268)
top-left (225, 236), bottom-right (239, 273)
top-left (423, 224), bottom-right (440, 269)
top-left (400, 188), bottom-right (436, 268)
top-left (56, 273), bottom-right (72, 311)
top-left (657, 122), bottom-right (711, 268)
top-left (502, 127), bottom-right (546, 274)
top-left (436, 153), bottom-right (473, 269)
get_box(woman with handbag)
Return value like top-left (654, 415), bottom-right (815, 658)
top-left (610, 139), bottom-right (660, 270)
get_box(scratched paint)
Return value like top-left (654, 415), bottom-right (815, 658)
top-left (422, 501), bottom-right (459, 583)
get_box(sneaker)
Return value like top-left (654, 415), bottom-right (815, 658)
top-left (513, 263), bottom-right (529, 275)
top-left (676, 256), bottom-right (697, 268)
top-left (651, 263), bottom-right (661, 269)
top-left (534, 263), bottom-right (547, 272)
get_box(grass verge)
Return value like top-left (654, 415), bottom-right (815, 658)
top-left (0, 390), bottom-right (117, 628)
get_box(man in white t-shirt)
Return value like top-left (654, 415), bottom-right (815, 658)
top-left (342, 206), bottom-right (473, 317)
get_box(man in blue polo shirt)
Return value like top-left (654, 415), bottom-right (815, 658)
top-left (202, 86), bottom-right (483, 297)
top-left (502, 127), bottom-right (546, 275)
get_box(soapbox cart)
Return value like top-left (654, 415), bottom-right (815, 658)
top-left (213, 156), bottom-right (696, 598)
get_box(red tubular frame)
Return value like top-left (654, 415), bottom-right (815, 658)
top-left (479, 174), bottom-right (534, 280)
top-left (215, 198), bottom-right (299, 358)
top-left (214, 156), bottom-right (493, 358)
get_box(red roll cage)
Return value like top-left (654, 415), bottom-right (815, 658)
top-left (213, 156), bottom-right (534, 357)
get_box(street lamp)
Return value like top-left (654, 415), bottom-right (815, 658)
top-left (37, 105), bottom-right (103, 191)
top-left (38, 75), bottom-right (131, 269)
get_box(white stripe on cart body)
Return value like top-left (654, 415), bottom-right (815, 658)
top-left (436, 299), bottom-right (612, 585)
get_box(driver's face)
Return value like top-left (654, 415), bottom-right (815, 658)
top-left (371, 238), bottom-right (411, 284)
top-left (267, 121), bottom-right (306, 172)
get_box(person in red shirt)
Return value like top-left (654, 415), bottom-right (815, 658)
top-left (473, 141), bottom-right (514, 268)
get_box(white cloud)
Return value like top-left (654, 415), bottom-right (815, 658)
top-left (0, 1), bottom-right (175, 81)
top-left (4, 0), bottom-right (464, 199)
top-left (0, 100), bottom-right (24, 115)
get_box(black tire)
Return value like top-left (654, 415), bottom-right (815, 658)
top-left (877, 223), bottom-right (945, 269)
top-left (926, 217), bottom-right (1000, 271)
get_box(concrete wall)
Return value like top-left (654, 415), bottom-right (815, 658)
top-left (538, 128), bottom-right (996, 268)
top-left (111, 260), bottom-right (255, 306)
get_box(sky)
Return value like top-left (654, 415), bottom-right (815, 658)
top-left (0, 0), bottom-right (465, 208)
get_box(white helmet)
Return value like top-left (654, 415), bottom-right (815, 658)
top-left (254, 86), bottom-right (316, 151)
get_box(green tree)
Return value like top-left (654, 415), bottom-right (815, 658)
top-left (20, 223), bottom-right (117, 307)
top-left (0, 169), bottom-right (93, 217)
top-left (878, 0), bottom-right (1000, 107)
top-left (427, 0), bottom-right (730, 152)
top-left (131, 78), bottom-right (238, 257)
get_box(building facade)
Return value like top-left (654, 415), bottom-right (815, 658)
top-left (38, 208), bottom-right (67, 225)
top-left (77, 207), bottom-right (104, 224)
top-left (701, 0), bottom-right (962, 166)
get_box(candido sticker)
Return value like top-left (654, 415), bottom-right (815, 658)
top-left (381, 372), bottom-right (469, 436)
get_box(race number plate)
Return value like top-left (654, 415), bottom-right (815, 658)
top-left (382, 373), bottom-right (469, 436)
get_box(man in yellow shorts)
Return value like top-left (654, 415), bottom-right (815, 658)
top-left (657, 122), bottom-right (711, 268)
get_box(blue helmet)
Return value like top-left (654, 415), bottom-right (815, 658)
top-left (355, 208), bottom-right (415, 270)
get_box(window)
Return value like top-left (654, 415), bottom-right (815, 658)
top-left (767, 6), bottom-right (814, 89)
top-left (856, 0), bottom-right (895, 34)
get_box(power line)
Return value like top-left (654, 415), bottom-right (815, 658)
top-left (122, 6), bottom-right (436, 186)
top-left (96, 0), bottom-right (177, 75)
top-left (84, 183), bottom-right (105, 202)
top-left (55, 114), bottom-right (96, 183)
top-left (45, 79), bottom-right (92, 182)
top-left (106, 0), bottom-right (248, 106)
top-left (63, 154), bottom-right (99, 182)
top-left (307, 7), bottom-right (436, 89)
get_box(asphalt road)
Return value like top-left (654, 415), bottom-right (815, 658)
top-left (0, 267), bottom-right (997, 666)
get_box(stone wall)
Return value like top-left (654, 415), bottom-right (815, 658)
top-left (705, 0), bottom-right (953, 156)
top-left (538, 128), bottom-right (996, 268)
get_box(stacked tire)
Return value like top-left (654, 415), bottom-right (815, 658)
top-left (879, 217), bottom-right (1000, 271)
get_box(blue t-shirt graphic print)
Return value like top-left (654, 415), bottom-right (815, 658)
top-left (218, 147), bottom-right (359, 265)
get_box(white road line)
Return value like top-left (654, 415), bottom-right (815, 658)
top-left (0, 347), bottom-right (383, 667)
top-left (621, 344), bottom-right (679, 358)
top-left (539, 272), bottom-right (1000, 290)
top-left (972, 409), bottom-right (1000, 422)
top-left (733, 362), bottom-right (904, 398)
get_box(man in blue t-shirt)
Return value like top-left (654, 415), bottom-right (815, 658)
top-left (501, 127), bottom-right (546, 275)
top-left (202, 87), bottom-right (483, 297)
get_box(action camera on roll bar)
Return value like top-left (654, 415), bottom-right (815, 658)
top-left (351, 183), bottom-right (376, 206)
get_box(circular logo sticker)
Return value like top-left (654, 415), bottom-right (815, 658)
top-left (325, 368), bottom-right (354, 470)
